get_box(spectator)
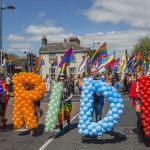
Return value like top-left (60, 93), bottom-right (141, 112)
top-left (5, 75), bottom-right (12, 92)
top-left (69, 74), bottom-right (75, 94)
top-left (45, 74), bottom-right (52, 93)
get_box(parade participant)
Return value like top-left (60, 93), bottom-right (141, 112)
top-left (45, 74), bottom-right (52, 93)
top-left (129, 72), bottom-right (144, 143)
top-left (57, 75), bottom-right (73, 136)
top-left (24, 83), bottom-right (43, 135)
top-left (90, 67), bottom-right (105, 139)
top-left (0, 73), bottom-right (9, 131)
top-left (76, 74), bottom-right (83, 94)
top-left (69, 74), bottom-right (75, 94)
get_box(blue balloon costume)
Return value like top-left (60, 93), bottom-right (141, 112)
top-left (78, 78), bottom-right (124, 136)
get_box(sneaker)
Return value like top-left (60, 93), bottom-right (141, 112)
top-left (67, 124), bottom-right (72, 130)
top-left (138, 137), bottom-right (143, 143)
top-left (56, 129), bottom-right (64, 136)
top-left (97, 135), bottom-right (102, 139)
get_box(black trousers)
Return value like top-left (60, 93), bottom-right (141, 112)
top-left (136, 112), bottom-right (144, 138)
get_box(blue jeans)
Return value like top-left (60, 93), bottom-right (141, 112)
top-left (93, 103), bottom-right (103, 122)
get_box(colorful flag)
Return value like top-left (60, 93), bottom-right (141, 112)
top-left (60, 63), bottom-right (67, 74)
top-left (78, 53), bottom-right (88, 72)
top-left (117, 52), bottom-right (127, 73)
top-left (91, 42), bottom-right (107, 64)
top-left (59, 48), bottom-right (75, 68)
top-left (51, 56), bottom-right (58, 68)
top-left (143, 59), bottom-right (147, 72)
top-left (36, 54), bottom-right (45, 72)
top-left (6, 58), bottom-right (11, 66)
top-left (110, 58), bottom-right (121, 71)
top-left (98, 51), bottom-right (115, 69)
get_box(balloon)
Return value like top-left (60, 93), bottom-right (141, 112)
top-left (12, 72), bottom-right (46, 130)
top-left (44, 82), bottom-right (63, 132)
top-left (78, 78), bottom-right (124, 136)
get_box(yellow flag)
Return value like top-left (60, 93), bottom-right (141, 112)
top-left (117, 53), bottom-right (127, 73)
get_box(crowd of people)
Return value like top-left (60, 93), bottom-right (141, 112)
top-left (0, 69), bottom-right (149, 144)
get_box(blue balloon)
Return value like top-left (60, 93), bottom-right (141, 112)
top-left (83, 106), bottom-right (88, 112)
top-left (79, 119), bottom-right (84, 125)
top-left (101, 86), bottom-right (107, 92)
top-left (116, 103), bottom-right (122, 110)
top-left (81, 124), bottom-right (87, 130)
top-left (82, 115), bottom-right (88, 121)
top-left (86, 111), bottom-right (92, 117)
top-left (79, 129), bottom-right (84, 134)
top-left (113, 114), bottom-right (119, 120)
top-left (78, 78), bottom-right (124, 136)
top-left (85, 81), bottom-right (90, 86)
top-left (86, 103), bottom-right (92, 109)
top-left (87, 125), bottom-right (93, 131)
top-left (108, 97), bottom-right (113, 103)
top-left (87, 94), bottom-right (92, 99)
top-left (92, 129), bottom-right (97, 135)
top-left (84, 129), bottom-right (89, 135)
top-left (85, 120), bottom-right (90, 126)
top-left (110, 103), bottom-right (116, 109)
top-left (113, 98), bottom-right (119, 104)
top-left (83, 78), bottom-right (88, 82)
top-left (112, 108), bottom-right (118, 114)
top-left (96, 126), bottom-right (102, 132)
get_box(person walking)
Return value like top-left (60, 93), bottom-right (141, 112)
top-left (56, 74), bottom-right (73, 136)
top-left (0, 73), bottom-right (9, 131)
top-left (90, 67), bottom-right (105, 139)
top-left (45, 75), bottom-right (52, 94)
top-left (129, 72), bottom-right (145, 143)
top-left (5, 75), bottom-right (12, 92)
top-left (69, 74), bottom-right (75, 94)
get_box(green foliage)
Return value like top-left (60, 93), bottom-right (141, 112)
top-left (131, 35), bottom-right (150, 56)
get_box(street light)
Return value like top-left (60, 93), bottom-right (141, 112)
top-left (93, 41), bottom-right (100, 50)
top-left (0, 0), bottom-right (15, 65)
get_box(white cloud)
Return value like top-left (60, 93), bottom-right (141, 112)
top-left (8, 34), bottom-right (26, 41)
top-left (25, 25), bottom-right (64, 35)
top-left (38, 13), bottom-right (46, 17)
top-left (7, 43), bottom-right (37, 56)
top-left (82, 0), bottom-right (150, 29)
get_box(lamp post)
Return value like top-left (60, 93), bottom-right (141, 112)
top-left (0, 0), bottom-right (15, 65)
top-left (93, 41), bottom-right (100, 50)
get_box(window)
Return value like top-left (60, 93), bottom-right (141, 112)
top-left (49, 54), bottom-right (56, 62)
top-left (69, 68), bottom-right (76, 78)
top-left (50, 68), bottom-right (56, 80)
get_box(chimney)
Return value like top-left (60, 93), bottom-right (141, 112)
top-left (42, 36), bottom-right (47, 45)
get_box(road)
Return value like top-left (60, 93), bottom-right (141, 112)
top-left (0, 93), bottom-right (150, 150)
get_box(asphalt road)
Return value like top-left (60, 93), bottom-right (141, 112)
top-left (0, 94), bottom-right (150, 150)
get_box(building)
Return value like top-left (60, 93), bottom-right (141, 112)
top-left (39, 36), bottom-right (91, 80)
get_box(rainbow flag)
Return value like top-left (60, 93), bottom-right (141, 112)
top-left (59, 48), bottom-right (75, 68)
top-left (91, 42), bottom-right (107, 63)
top-left (51, 56), bottom-right (58, 67)
top-left (6, 58), bottom-right (11, 66)
top-left (98, 51), bottom-right (115, 69)
top-left (36, 54), bottom-right (45, 72)
top-left (78, 53), bottom-right (88, 72)
top-left (60, 63), bottom-right (67, 74)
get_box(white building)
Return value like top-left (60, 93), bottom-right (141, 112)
top-left (39, 36), bottom-right (91, 80)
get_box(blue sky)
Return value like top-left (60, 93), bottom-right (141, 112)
top-left (2, 0), bottom-right (150, 58)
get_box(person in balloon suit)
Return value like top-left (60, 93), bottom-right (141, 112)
top-left (0, 73), bottom-right (10, 131)
top-left (24, 83), bottom-right (43, 135)
top-left (90, 67), bottom-right (105, 139)
top-left (57, 74), bottom-right (73, 136)
top-left (129, 72), bottom-right (145, 143)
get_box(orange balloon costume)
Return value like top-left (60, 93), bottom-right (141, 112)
top-left (12, 72), bottom-right (46, 130)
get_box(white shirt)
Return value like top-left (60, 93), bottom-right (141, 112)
top-left (45, 77), bottom-right (51, 84)
top-left (5, 77), bottom-right (11, 84)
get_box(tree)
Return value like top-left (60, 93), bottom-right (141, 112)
top-left (131, 35), bottom-right (150, 57)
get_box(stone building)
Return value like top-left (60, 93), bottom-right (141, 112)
top-left (39, 36), bottom-right (91, 80)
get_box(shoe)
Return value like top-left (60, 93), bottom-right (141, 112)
top-left (97, 136), bottom-right (102, 139)
top-left (56, 129), bottom-right (64, 136)
top-left (138, 137), bottom-right (143, 143)
top-left (2, 119), bottom-right (7, 129)
top-left (30, 130), bottom-right (35, 136)
top-left (67, 124), bottom-right (72, 130)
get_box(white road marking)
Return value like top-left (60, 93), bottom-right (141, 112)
top-left (39, 112), bottom-right (79, 150)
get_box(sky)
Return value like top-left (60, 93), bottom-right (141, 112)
top-left (1, 0), bottom-right (150, 58)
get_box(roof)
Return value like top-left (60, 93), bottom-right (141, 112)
top-left (39, 42), bottom-right (91, 53)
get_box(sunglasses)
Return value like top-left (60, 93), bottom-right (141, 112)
top-left (59, 78), bottom-right (64, 81)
